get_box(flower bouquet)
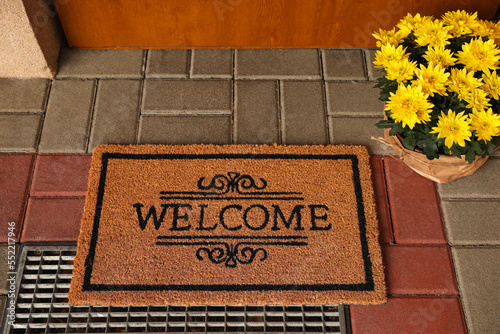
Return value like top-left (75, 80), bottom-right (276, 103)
top-left (372, 10), bottom-right (500, 182)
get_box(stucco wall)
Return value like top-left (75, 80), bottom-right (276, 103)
top-left (0, 0), bottom-right (62, 78)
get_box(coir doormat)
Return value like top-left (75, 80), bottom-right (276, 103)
top-left (69, 144), bottom-right (386, 306)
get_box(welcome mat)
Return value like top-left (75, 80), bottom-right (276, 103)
top-left (69, 144), bottom-right (386, 306)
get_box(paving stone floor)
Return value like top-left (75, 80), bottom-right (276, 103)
top-left (1, 48), bottom-right (499, 333)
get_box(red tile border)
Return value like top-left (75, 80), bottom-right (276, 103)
top-left (350, 296), bottom-right (467, 334)
top-left (384, 158), bottom-right (447, 244)
top-left (382, 244), bottom-right (458, 295)
top-left (30, 154), bottom-right (92, 197)
top-left (370, 156), bottom-right (393, 243)
top-left (21, 197), bottom-right (85, 243)
top-left (0, 153), bottom-right (36, 242)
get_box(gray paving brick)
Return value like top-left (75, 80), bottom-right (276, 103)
top-left (56, 47), bottom-right (144, 78)
top-left (442, 200), bottom-right (500, 245)
top-left (326, 81), bottom-right (384, 116)
top-left (39, 80), bottom-right (95, 153)
top-left (0, 244), bottom-right (18, 294)
top-left (0, 114), bottom-right (42, 152)
top-left (191, 49), bottom-right (233, 78)
top-left (142, 79), bottom-right (232, 114)
top-left (437, 158), bottom-right (500, 199)
top-left (138, 115), bottom-right (231, 144)
top-left (0, 79), bottom-right (50, 112)
top-left (235, 49), bottom-right (321, 79)
top-left (452, 247), bottom-right (500, 334)
top-left (281, 81), bottom-right (327, 145)
top-left (146, 50), bottom-right (189, 78)
top-left (88, 80), bottom-right (141, 151)
top-left (329, 116), bottom-right (390, 155)
top-left (0, 296), bottom-right (6, 322)
top-left (365, 48), bottom-right (384, 81)
top-left (234, 80), bottom-right (279, 144)
top-left (322, 49), bottom-right (367, 80)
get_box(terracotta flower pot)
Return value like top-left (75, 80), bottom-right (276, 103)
top-left (374, 128), bottom-right (489, 183)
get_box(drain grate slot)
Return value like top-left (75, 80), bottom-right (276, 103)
top-left (2, 246), bottom-right (348, 333)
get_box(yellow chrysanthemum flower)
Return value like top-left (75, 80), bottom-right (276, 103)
top-left (431, 110), bottom-right (472, 148)
top-left (385, 84), bottom-right (434, 129)
top-left (464, 89), bottom-right (492, 113)
top-left (414, 19), bottom-right (453, 47)
top-left (373, 44), bottom-right (408, 69)
top-left (396, 18), bottom-right (413, 38)
top-left (413, 63), bottom-right (450, 96)
top-left (473, 19), bottom-right (500, 42)
top-left (482, 69), bottom-right (500, 100)
top-left (457, 38), bottom-right (500, 73)
top-left (469, 108), bottom-right (500, 142)
top-left (396, 13), bottom-right (433, 38)
top-left (372, 28), bottom-right (405, 48)
top-left (423, 45), bottom-right (456, 68)
top-left (448, 68), bottom-right (483, 100)
top-left (442, 10), bottom-right (480, 37)
top-left (397, 13), bottom-right (434, 34)
top-left (385, 58), bottom-right (417, 83)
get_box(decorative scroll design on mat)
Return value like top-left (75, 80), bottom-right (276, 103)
top-left (160, 171), bottom-right (303, 201)
top-left (198, 172), bottom-right (267, 194)
top-left (196, 242), bottom-right (267, 268)
top-left (156, 236), bottom-right (308, 268)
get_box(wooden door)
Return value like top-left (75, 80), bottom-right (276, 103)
top-left (54, 0), bottom-right (498, 49)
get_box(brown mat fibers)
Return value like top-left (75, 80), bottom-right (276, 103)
top-left (69, 144), bottom-right (386, 306)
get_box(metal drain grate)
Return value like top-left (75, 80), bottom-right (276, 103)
top-left (2, 246), bottom-right (349, 334)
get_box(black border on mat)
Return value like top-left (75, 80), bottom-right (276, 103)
top-left (82, 153), bottom-right (375, 292)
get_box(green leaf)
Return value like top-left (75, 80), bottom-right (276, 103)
top-left (422, 146), bottom-right (439, 160)
top-left (465, 148), bottom-right (476, 163)
top-left (373, 77), bottom-right (389, 88)
top-left (417, 137), bottom-right (437, 149)
top-left (423, 147), bottom-right (439, 160)
top-left (379, 93), bottom-right (391, 102)
top-left (375, 120), bottom-right (396, 129)
top-left (413, 131), bottom-right (426, 141)
top-left (470, 140), bottom-right (482, 155)
top-left (388, 123), bottom-right (405, 136)
top-left (402, 134), bottom-right (416, 150)
top-left (485, 143), bottom-right (496, 156)
top-left (388, 122), bottom-right (403, 136)
top-left (450, 146), bottom-right (462, 158)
